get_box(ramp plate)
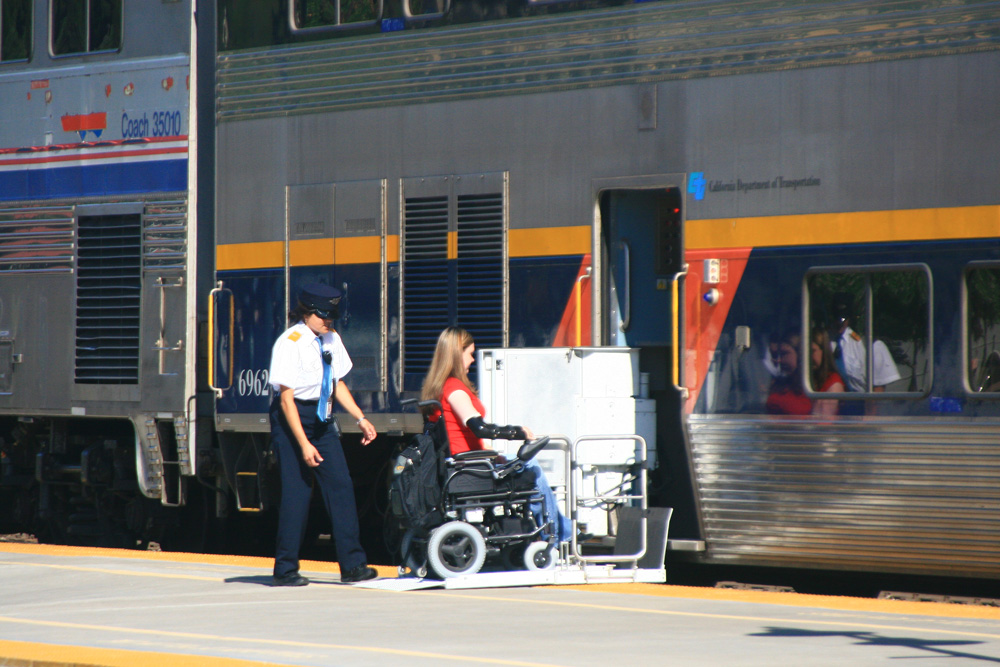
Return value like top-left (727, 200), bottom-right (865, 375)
top-left (353, 566), bottom-right (666, 590)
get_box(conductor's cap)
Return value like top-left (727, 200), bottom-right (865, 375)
top-left (832, 292), bottom-right (853, 322)
top-left (298, 283), bottom-right (342, 313)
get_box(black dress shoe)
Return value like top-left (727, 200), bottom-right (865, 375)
top-left (273, 572), bottom-right (309, 587)
top-left (340, 565), bottom-right (378, 583)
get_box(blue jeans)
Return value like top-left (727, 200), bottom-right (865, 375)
top-left (523, 458), bottom-right (573, 542)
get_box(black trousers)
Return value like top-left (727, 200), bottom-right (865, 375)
top-left (270, 398), bottom-right (366, 577)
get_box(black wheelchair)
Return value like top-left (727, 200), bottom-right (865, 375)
top-left (394, 400), bottom-right (559, 579)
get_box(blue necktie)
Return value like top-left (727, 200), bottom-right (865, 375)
top-left (317, 336), bottom-right (332, 421)
top-left (834, 336), bottom-right (850, 391)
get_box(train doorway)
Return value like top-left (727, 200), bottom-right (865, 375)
top-left (598, 185), bottom-right (697, 537)
top-left (600, 188), bottom-right (682, 348)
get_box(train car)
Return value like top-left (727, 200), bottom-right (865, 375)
top-left (0, 0), bottom-right (217, 547)
top-left (2, 0), bottom-right (999, 581)
top-left (211, 0), bottom-right (1000, 578)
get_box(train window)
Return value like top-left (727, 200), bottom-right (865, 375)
top-left (221, 0), bottom-right (668, 48)
top-left (403, 0), bottom-right (451, 21)
top-left (965, 265), bottom-right (1000, 393)
top-left (51, 0), bottom-right (121, 56)
top-left (1, 0), bottom-right (31, 62)
top-left (290, 0), bottom-right (383, 33)
top-left (806, 265), bottom-right (931, 398)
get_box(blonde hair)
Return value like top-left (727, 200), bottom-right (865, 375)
top-left (420, 326), bottom-right (475, 406)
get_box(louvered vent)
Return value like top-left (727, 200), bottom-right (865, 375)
top-left (75, 214), bottom-right (142, 384)
top-left (402, 189), bottom-right (506, 385)
top-left (456, 193), bottom-right (503, 351)
top-left (402, 196), bottom-right (449, 377)
top-left (0, 206), bottom-right (75, 275)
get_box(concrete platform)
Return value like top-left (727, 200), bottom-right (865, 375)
top-left (2, 543), bottom-right (999, 666)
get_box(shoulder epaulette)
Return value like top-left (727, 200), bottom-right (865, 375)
top-left (288, 331), bottom-right (302, 342)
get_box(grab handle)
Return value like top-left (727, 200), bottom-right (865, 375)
top-left (575, 266), bottom-right (592, 346)
top-left (619, 239), bottom-right (631, 332)
top-left (208, 282), bottom-right (234, 398)
top-left (671, 265), bottom-right (689, 396)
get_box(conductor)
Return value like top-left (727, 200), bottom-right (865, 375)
top-left (267, 283), bottom-right (378, 586)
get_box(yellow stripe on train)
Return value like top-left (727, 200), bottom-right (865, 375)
top-left (214, 208), bottom-right (999, 270)
top-left (216, 226), bottom-right (591, 270)
top-left (686, 205), bottom-right (1000, 250)
top-left (216, 237), bottom-right (393, 270)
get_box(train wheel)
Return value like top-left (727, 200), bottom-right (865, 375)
top-left (524, 541), bottom-right (556, 571)
top-left (426, 521), bottom-right (485, 579)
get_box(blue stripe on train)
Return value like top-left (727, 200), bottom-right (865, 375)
top-left (0, 160), bottom-right (188, 201)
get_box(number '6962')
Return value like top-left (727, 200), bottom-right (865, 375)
top-left (238, 369), bottom-right (270, 397)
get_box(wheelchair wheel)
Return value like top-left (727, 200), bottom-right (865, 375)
top-left (427, 521), bottom-right (486, 579)
top-left (501, 543), bottom-right (527, 571)
top-left (524, 541), bottom-right (556, 571)
top-left (398, 564), bottom-right (429, 578)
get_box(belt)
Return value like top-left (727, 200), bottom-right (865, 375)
top-left (294, 398), bottom-right (319, 406)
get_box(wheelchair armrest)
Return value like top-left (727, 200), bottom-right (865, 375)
top-left (515, 436), bottom-right (550, 463)
top-left (452, 449), bottom-right (499, 461)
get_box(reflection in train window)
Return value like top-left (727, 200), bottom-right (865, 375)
top-left (807, 266), bottom-right (931, 395)
top-left (404, 0), bottom-right (451, 20)
top-left (1, 0), bottom-right (31, 62)
top-left (292, 0), bottom-right (382, 31)
top-left (51, 0), bottom-right (121, 56)
top-left (965, 265), bottom-right (1000, 393)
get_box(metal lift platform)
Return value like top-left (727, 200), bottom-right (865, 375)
top-left (363, 432), bottom-right (672, 592)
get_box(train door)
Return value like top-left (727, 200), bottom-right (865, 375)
top-left (601, 189), bottom-right (681, 348)
top-left (599, 186), bottom-right (696, 534)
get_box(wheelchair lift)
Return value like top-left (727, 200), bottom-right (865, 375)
top-left (361, 347), bottom-right (671, 590)
top-left (361, 433), bottom-right (671, 591)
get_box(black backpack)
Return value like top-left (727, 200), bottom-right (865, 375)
top-left (389, 420), bottom-right (447, 530)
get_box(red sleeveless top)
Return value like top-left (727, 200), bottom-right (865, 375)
top-left (440, 376), bottom-right (486, 455)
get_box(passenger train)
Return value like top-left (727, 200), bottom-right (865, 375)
top-left (0, 0), bottom-right (998, 579)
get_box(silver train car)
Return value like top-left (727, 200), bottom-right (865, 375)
top-left (0, 0), bottom-right (216, 547)
top-left (1, 0), bottom-right (999, 578)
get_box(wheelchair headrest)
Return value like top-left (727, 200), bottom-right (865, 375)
top-left (515, 436), bottom-right (550, 463)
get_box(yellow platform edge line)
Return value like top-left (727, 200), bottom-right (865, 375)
top-left (0, 638), bottom-right (289, 667)
top-left (0, 542), bottom-right (396, 578)
top-left (559, 583), bottom-right (1000, 620)
top-left (4, 543), bottom-right (998, 621)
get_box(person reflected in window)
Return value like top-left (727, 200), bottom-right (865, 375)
top-left (831, 294), bottom-right (901, 394)
top-left (810, 328), bottom-right (844, 417)
top-left (765, 330), bottom-right (812, 415)
top-left (762, 333), bottom-right (782, 379)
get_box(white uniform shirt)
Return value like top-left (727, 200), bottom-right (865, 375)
top-left (268, 322), bottom-right (353, 401)
top-left (836, 326), bottom-right (901, 392)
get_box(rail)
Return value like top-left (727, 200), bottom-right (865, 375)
top-left (570, 433), bottom-right (648, 564)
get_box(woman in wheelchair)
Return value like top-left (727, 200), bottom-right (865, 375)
top-left (420, 326), bottom-right (573, 543)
